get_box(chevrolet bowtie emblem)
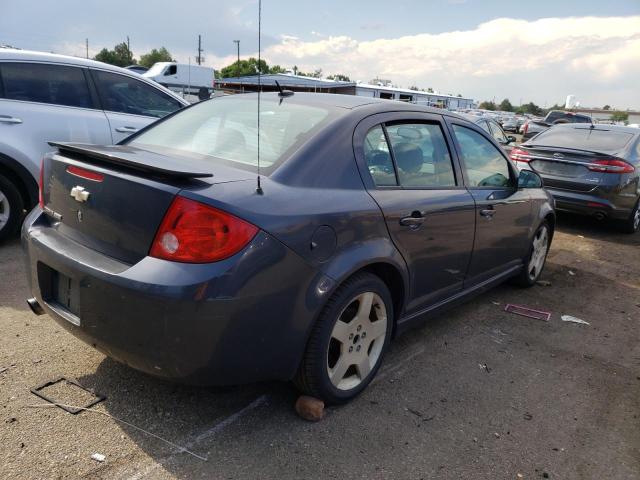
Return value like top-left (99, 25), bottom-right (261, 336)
top-left (70, 186), bottom-right (90, 202)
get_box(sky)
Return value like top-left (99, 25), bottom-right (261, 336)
top-left (2, 0), bottom-right (640, 109)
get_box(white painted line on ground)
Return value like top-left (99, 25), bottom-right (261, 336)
top-left (126, 394), bottom-right (269, 480)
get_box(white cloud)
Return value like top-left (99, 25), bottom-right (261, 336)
top-left (261, 16), bottom-right (640, 109)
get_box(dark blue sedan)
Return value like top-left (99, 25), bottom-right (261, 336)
top-left (23, 93), bottom-right (554, 404)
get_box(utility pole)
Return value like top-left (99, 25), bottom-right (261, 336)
top-left (233, 40), bottom-right (240, 78)
top-left (85, 38), bottom-right (89, 59)
top-left (197, 35), bottom-right (203, 65)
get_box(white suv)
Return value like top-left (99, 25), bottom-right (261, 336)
top-left (0, 49), bottom-right (189, 240)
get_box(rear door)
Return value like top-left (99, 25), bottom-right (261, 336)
top-left (448, 120), bottom-right (532, 285)
top-left (354, 113), bottom-right (476, 313)
top-left (90, 69), bottom-right (183, 143)
top-left (0, 62), bottom-right (111, 179)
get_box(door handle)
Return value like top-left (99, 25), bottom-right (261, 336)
top-left (480, 207), bottom-right (496, 218)
top-left (0, 115), bottom-right (22, 124)
top-left (400, 211), bottom-right (425, 227)
top-left (115, 126), bottom-right (138, 133)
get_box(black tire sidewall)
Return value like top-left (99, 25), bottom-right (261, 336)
top-left (307, 274), bottom-right (394, 404)
top-left (0, 175), bottom-right (24, 241)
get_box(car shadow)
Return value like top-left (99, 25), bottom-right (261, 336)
top-left (554, 212), bottom-right (640, 246)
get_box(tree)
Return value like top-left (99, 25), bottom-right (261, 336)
top-left (603, 105), bottom-right (611, 110)
top-left (94, 42), bottom-right (134, 67)
top-left (499, 98), bottom-right (513, 112)
top-left (219, 57), bottom-right (272, 77)
top-left (457, 94), bottom-right (463, 97)
top-left (139, 47), bottom-right (174, 68)
top-left (479, 101), bottom-right (497, 111)
top-left (610, 111), bottom-right (629, 123)
top-left (408, 85), bottom-right (419, 91)
top-left (327, 74), bottom-right (351, 82)
top-left (426, 87), bottom-right (434, 93)
top-left (517, 101), bottom-right (543, 116)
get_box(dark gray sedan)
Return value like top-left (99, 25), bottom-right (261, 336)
top-left (512, 124), bottom-right (640, 233)
top-left (23, 93), bottom-right (554, 403)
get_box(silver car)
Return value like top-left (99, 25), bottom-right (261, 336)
top-left (0, 49), bottom-right (188, 240)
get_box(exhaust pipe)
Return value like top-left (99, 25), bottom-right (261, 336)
top-left (27, 298), bottom-right (45, 316)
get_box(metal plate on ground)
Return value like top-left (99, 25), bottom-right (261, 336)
top-left (30, 377), bottom-right (105, 414)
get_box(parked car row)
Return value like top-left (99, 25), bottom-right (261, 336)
top-left (0, 49), bottom-right (189, 240)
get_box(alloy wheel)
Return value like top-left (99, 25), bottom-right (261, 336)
top-left (0, 189), bottom-right (10, 231)
top-left (327, 292), bottom-right (387, 391)
top-left (528, 225), bottom-right (549, 280)
top-left (633, 205), bottom-right (640, 231)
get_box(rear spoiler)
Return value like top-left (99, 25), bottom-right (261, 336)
top-left (49, 142), bottom-right (213, 179)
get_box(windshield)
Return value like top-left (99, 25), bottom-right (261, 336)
top-left (129, 96), bottom-right (337, 173)
top-left (531, 127), bottom-right (635, 153)
top-left (145, 63), bottom-right (168, 76)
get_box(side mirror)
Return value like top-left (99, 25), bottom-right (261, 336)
top-left (518, 169), bottom-right (543, 189)
top-left (507, 135), bottom-right (516, 144)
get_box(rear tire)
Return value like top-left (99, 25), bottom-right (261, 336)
top-left (512, 221), bottom-right (550, 287)
top-left (294, 273), bottom-right (393, 405)
top-left (0, 174), bottom-right (24, 242)
top-left (618, 200), bottom-right (640, 234)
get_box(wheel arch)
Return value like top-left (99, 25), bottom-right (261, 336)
top-left (0, 153), bottom-right (38, 209)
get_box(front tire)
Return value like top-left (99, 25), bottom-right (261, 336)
top-left (512, 221), bottom-right (550, 287)
top-left (294, 273), bottom-right (393, 404)
top-left (0, 174), bottom-right (24, 242)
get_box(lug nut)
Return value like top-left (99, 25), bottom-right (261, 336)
top-left (356, 345), bottom-right (361, 352)
top-left (349, 346), bottom-right (353, 352)
top-left (357, 325), bottom-right (362, 332)
top-left (362, 332), bottom-right (366, 339)
top-left (349, 333), bottom-right (354, 340)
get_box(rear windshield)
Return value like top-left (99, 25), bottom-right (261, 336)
top-left (530, 127), bottom-right (635, 153)
top-left (129, 96), bottom-right (337, 173)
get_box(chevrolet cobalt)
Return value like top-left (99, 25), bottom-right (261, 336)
top-left (23, 93), bottom-right (554, 403)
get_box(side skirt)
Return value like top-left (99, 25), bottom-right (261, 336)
top-left (395, 264), bottom-right (522, 335)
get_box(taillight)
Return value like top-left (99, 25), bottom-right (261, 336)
top-left (587, 159), bottom-right (635, 174)
top-left (150, 196), bottom-right (258, 263)
top-left (510, 147), bottom-right (531, 163)
top-left (38, 158), bottom-right (44, 209)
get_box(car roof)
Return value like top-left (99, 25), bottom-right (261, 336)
top-left (0, 48), bottom-right (189, 105)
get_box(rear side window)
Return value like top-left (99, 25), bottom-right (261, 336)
top-left (0, 62), bottom-right (92, 108)
top-left (531, 127), bottom-right (635, 152)
top-left (452, 124), bottom-right (511, 187)
top-left (92, 70), bottom-right (181, 118)
top-left (386, 123), bottom-right (456, 187)
top-left (488, 121), bottom-right (508, 143)
top-left (364, 126), bottom-right (397, 186)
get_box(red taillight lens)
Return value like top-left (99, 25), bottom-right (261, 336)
top-left (510, 147), bottom-right (531, 163)
top-left (587, 159), bottom-right (635, 174)
top-left (38, 158), bottom-right (45, 209)
top-left (67, 165), bottom-right (104, 182)
top-left (150, 196), bottom-right (258, 263)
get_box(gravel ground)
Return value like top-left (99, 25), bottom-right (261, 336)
top-left (1, 214), bottom-right (639, 480)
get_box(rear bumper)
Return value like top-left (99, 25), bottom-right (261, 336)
top-left (544, 187), bottom-right (635, 220)
top-left (22, 209), bottom-right (331, 385)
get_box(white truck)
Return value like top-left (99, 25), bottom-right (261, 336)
top-left (143, 62), bottom-right (215, 101)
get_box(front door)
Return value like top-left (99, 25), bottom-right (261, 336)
top-left (357, 116), bottom-right (476, 314)
top-left (448, 122), bottom-right (532, 285)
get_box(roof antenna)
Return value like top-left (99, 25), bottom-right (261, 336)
top-left (255, 0), bottom-right (264, 195)
top-left (275, 80), bottom-right (294, 98)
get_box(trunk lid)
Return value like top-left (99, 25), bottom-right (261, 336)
top-left (42, 144), bottom-right (253, 264)
top-left (522, 147), bottom-right (611, 192)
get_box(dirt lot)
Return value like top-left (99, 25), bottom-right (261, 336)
top-left (1, 214), bottom-right (639, 480)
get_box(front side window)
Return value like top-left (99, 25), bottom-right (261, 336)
top-left (129, 96), bottom-right (338, 173)
top-left (452, 124), bottom-right (512, 188)
top-left (386, 123), bottom-right (456, 187)
top-left (488, 121), bottom-right (508, 143)
top-left (0, 62), bottom-right (92, 108)
top-left (93, 70), bottom-right (181, 118)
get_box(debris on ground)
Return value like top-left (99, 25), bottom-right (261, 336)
top-left (0, 367), bottom-right (8, 374)
top-left (523, 413), bottom-right (533, 420)
top-left (494, 432), bottom-right (501, 438)
top-left (491, 301), bottom-right (501, 306)
top-left (478, 363), bottom-right (491, 373)
top-left (90, 453), bottom-right (106, 463)
top-left (30, 377), bottom-right (106, 414)
top-left (505, 304), bottom-right (552, 322)
top-left (536, 280), bottom-right (552, 287)
top-left (406, 407), bottom-right (423, 417)
top-left (294, 395), bottom-right (325, 422)
top-left (561, 315), bottom-right (590, 326)
top-left (568, 270), bottom-right (576, 276)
